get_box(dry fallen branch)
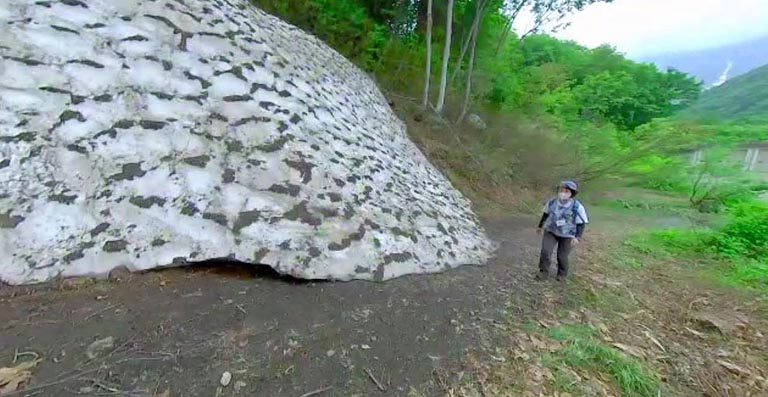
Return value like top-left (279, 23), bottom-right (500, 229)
top-left (644, 331), bottom-right (667, 353)
top-left (718, 360), bottom-right (752, 377)
top-left (685, 327), bottom-right (706, 339)
top-left (12, 350), bottom-right (39, 364)
top-left (364, 368), bottom-right (386, 392)
top-left (84, 377), bottom-right (121, 393)
top-left (298, 386), bottom-right (333, 397)
top-left (612, 343), bottom-right (646, 359)
top-left (84, 304), bottom-right (119, 321)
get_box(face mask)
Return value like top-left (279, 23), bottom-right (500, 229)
top-left (558, 192), bottom-right (571, 201)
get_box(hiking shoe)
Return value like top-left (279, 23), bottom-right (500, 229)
top-left (535, 272), bottom-right (548, 281)
top-left (556, 275), bottom-right (567, 282)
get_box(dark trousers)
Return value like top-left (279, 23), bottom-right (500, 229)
top-left (538, 232), bottom-right (573, 277)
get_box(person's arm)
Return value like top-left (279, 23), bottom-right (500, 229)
top-left (538, 212), bottom-right (549, 228)
top-left (538, 200), bottom-right (551, 228)
top-left (575, 203), bottom-right (588, 239)
top-left (575, 223), bottom-right (586, 238)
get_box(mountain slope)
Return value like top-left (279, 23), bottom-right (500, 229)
top-left (680, 64), bottom-right (768, 121)
top-left (641, 35), bottom-right (768, 87)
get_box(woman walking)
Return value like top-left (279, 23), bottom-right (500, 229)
top-left (536, 180), bottom-right (589, 281)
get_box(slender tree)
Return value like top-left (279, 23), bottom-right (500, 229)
top-left (435, 0), bottom-right (455, 113)
top-left (457, 0), bottom-right (486, 123)
top-left (422, 0), bottom-right (434, 108)
top-left (450, 0), bottom-right (490, 83)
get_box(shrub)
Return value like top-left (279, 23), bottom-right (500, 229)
top-left (711, 201), bottom-right (768, 258)
top-left (723, 258), bottom-right (768, 290)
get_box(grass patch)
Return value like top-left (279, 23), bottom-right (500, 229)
top-left (615, 256), bottom-right (645, 269)
top-left (624, 228), bottom-right (707, 257)
top-left (720, 258), bottom-right (768, 292)
top-left (622, 229), bottom-right (768, 296)
top-left (541, 325), bottom-right (660, 397)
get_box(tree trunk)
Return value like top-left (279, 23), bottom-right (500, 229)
top-left (493, 1), bottom-right (526, 56)
top-left (435, 0), bottom-right (454, 113)
top-left (450, 20), bottom-right (473, 83)
top-left (456, 0), bottom-right (483, 124)
top-left (493, 19), bottom-right (513, 56)
top-left (422, 0), bottom-right (433, 107)
top-left (451, 0), bottom-right (489, 83)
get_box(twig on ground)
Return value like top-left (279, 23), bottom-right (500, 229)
top-left (685, 327), bottom-right (706, 338)
top-left (688, 297), bottom-right (708, 310)
top-left (298, 386), bottom-right (333, 397)
top-left (364, 368), bottom-right (386, 392)
top-left (20, 320), bottom-right (59, 326)
top-left (644, 331), bottom-right (667, 352)
top-left (114, 356), bottom-right (169, 364)
top-left (84, 377), bottom-right (121, 393)
top-left (1, 367), bottom-right (104, 397)
top-left (626, 290), bottom-right (647, 308)
top-left (13, 349), bottom-right (40, 363)
top-left (235, 304), bottom-right (247, 314)
top-left (84, 304), bottom-right (119, 321)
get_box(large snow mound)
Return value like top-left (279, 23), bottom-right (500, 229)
top-left (0, 0), bottom-right (496, 285)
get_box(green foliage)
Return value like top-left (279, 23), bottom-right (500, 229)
top-left (681, 64), bottom-right (768, 122)
top-left (252, 0), bottom-right (384, 64)
top-left (623, 200), bottom-right (768, 293)
top-left (509, 38), bottom-right (702, 130)
top-left (723, 258), bottom-right (768, 290)
top-left (626, 155), bottom-right (689, 192)
top-left (624, 228), bottom-right (706, 257)
top-left (711, 201), bottom-right (768, 258)
top-left (542, 325), bottom-right (661, 397)
top-left (250, 0), bottom-right (752, 212)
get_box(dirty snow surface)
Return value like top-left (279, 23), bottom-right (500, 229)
top-left (0, 0), bottom-right (495, 285)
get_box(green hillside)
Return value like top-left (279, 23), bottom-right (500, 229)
top-left (681, 64), bottom-right (768, 121)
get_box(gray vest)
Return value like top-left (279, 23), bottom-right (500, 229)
top-left (545, 199), bottom-right (583, 238)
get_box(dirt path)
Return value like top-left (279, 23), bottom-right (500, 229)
top-left (0, 215), bottom-right (545, 397)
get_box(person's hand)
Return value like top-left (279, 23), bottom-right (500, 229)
top-left (536, 227), bottom-right (543, 235)
top-left (572, 237), bottom-right (581, 246)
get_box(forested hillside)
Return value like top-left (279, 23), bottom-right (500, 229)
top-left (253, 0), bottom-right (701, 129)
top-left (251, 0), bottom-right (704, 194)
top-left (681, 64), bottom-right (768, 122)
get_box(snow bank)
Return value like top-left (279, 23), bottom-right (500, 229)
top-left (0, 0), bottom-right (495, 285)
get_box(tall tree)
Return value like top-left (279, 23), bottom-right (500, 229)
top-left (435, 0), bottom-right (455, 113)
top-left (457, 0), bottom-right (486, 123)
top-left (422, 0), bottom-right (434, 107)
top-left (450, 0), bottom-right (491, 83)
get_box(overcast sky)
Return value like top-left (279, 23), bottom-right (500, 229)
top-left (517, 0), bottom-right (768, 58)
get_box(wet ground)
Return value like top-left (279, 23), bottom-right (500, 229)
top-left (0, 215), bottom-right (544, 397)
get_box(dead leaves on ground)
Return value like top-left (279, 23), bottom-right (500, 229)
top-left (0, 358), bottom-right (42, 394)
top-left (611, 343), bottom-right (646, 359)
top-left (154, 389), bottom-right (171, 397)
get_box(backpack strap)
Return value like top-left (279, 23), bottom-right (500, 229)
top-left (547, 198), bottom-right (556, 210)
top-left (572, 200), bottom-right (583, 223)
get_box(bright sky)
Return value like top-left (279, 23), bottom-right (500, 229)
top-left (517, 0), bottom-right (768, 58)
